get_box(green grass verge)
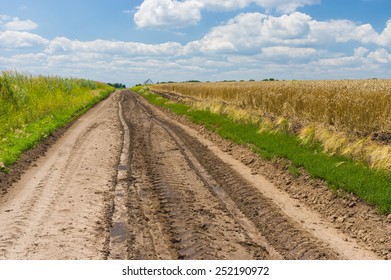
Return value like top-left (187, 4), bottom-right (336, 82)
top-left (0, 72), bottom-right (115, 170)
top-left (133, 87), bottom-right (391, 214)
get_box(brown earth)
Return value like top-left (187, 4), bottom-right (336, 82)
top-left (0, 90), bottom-right (389, 260)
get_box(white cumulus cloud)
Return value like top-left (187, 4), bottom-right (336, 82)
top-left (184, 12), bottom-right (314, 54)
top-left (45, 37), bottom-right (183, 57)
top-left (0, 15), bottom-right (43, 48)
top-left (0, 31), bottom-right (48, 48)
top-left (373, 20), bottom-right (391, 46)
top-left (261, 46), bottom-right (318, 59)
top-left (184, 12), bottom-right (391, 55)
top-left (133, 0), bottom-right (320, 28)
top-left (255, 0), bottom-right (320, 13)
top-left (368, 48), bottom-right (391, 64)
top-left (317, 47), bottom-right (369, 67)
top-left (0, 15), bottom-right (38, 31)
top-left (134, 0), bottom-right (203, 28)
top-left (5, 18), bottom-right (38, 31)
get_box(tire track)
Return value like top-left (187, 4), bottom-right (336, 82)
top-left (116, 92), bottom-right (270, 260)
top-left (121, 91), bottom-right (340, 260)
top-left (0, 124), bottom-right (98, 258)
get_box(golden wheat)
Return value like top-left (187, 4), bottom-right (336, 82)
top-left (152, 80), bottom-right (391, 172)
top-left (153, 80), bottom-right (391, 134)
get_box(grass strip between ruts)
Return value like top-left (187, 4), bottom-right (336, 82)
top-left (134, 88), bottom-right (391, 214)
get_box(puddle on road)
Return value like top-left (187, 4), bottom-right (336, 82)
top-left (110, 222), bottom-right (127, 243)
top-left (117, 165), bottom-right (128, 171)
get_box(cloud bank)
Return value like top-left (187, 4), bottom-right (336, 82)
top-left (1, 5), bottom-right (391, 84)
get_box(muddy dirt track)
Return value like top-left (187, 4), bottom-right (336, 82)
top-left (0, 90), bottom-right (388, 260)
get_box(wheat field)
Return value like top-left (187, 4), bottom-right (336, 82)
top-left (151, 80), bottom-right (391, 172)
top-left (152, 80), bottom-right (391, 135)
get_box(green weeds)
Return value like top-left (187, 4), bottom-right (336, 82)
top-left (0, 71), bottom-right (114, 168)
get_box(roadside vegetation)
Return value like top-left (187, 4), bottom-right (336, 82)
top-left (132, 84), bottom-right (391, 214)
top-left (0, 71), bottom-right (114, 171)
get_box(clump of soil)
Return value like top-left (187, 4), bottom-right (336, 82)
top-left (371, 131), bottom-right (391, 145)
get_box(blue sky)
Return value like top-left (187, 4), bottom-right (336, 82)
top-left (1, 0), bottom-right (391, 85)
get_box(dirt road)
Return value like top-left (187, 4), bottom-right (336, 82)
top-left (0, 90), bottom-right (387, 260)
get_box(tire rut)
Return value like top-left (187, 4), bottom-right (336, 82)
top-left (110, 90), bottom-right (339, 260)
top-left (116, 92), bottom-right (270, 260)
top-left (154, 112), bottom-right (338, 259)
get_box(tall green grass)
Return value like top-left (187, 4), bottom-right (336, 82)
top-left (0, 71), bottom-right (114, 169)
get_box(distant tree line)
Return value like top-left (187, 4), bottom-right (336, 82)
top-left (145, 78), bottom-right (279, 85)
top-left (142, 78), bottom-right (278, 86)
top-left (108, 82), bottom-right (126, 88)
top-left (262, 78), bottom-right (277, 81)
top-left (156, 80), bottom-right (201, 84)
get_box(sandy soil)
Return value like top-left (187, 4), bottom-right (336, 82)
top-left (0, 92), bottom-right (122, 259)
top-left (0, 90), bottom-right (388, 260)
